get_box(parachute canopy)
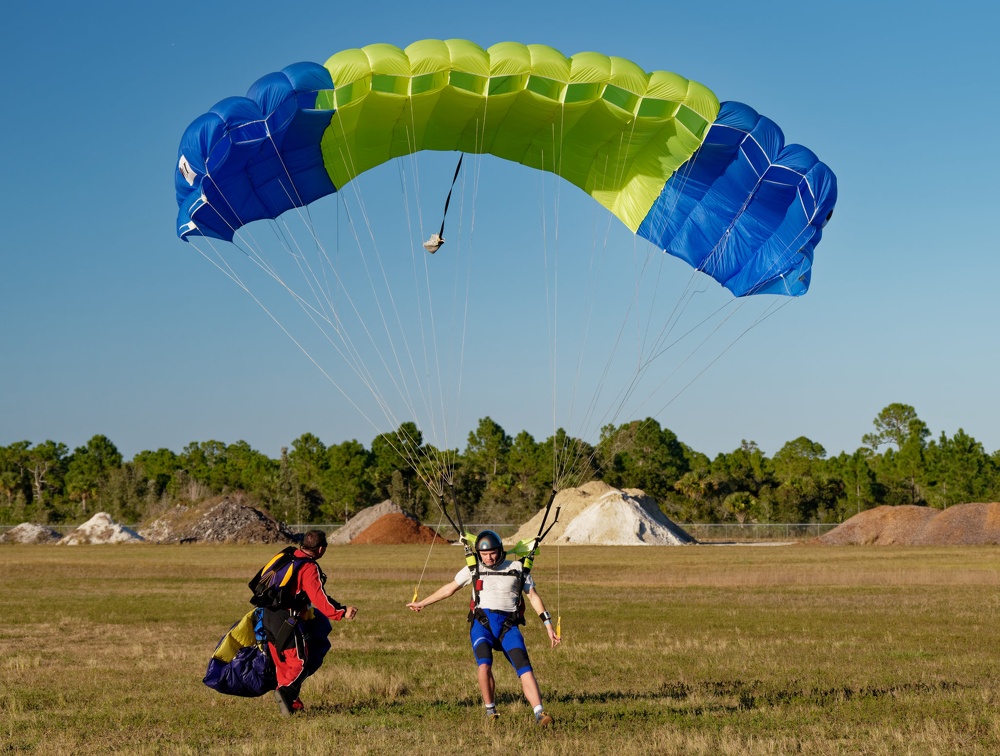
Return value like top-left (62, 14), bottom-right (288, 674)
top-left (176, 39), bottom-right (836, 297)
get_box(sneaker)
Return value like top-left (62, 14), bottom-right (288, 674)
top-left (487, 710), bottom-right (500, 721)
top-left (535, 712), bottom-right (554, 727)
top-left (274, 687), bottom-right (295, 717)
top-left (291, 698), bottom-right (305, 713)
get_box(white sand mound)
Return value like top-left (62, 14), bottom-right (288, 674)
top-left (58, 512), bottom-right (143, 545)
top-left (330, 500), bottom-right (413, 544)
top-left (510, 480), bottom-right (694, 546)
top-left (0, 523), bottom-right (62, 544)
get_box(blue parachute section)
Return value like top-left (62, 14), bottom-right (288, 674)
top-left (637, 101), bottom-right (838, 297)
top-left (202, 608), bottom-right (276, 697)
top-left (176, 62), bottom-right (336, 242)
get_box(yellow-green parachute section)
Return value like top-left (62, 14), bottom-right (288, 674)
top-left (317, 40), bottom-right (718, 232)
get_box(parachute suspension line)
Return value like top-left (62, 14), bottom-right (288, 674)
top-left (542, 158), bottom-right (566, 489)
top-left (395, 110), bottom-right (455, 484)
top-left (398, 132), bottom-right (467, 491)
top-left (556, 544), bottom-right (561, 640)
top-left (648, 296), bottom-right (792, 421)
top-left (412, 505), bottom-right (447, 603)
top-left (194, 194), bottom-right (387, 401)
top-left (274, 121), bottom-right (449, 494)
top-left (337, 171), bottom-right (460, 485)
top-left (440, 111), bottom-right (488, 487)
top-left (186, 236), bottom-right (387, 433)
top-left (323, 119), bottom-right (438, 437)
top-left (253, 133), bottom-right (434, 440)
top-left (387, 108), bottom-right (466, 500)
top-left (394, 153), bottom-right (451, 489)
top-left (552, 110), bottom-right (653, 489)
top-left (549, 113), bottom-right (722, 487)
top-left (442, 150), bottom-right (483, 484)
top-left (559, 212), bottom-right (616, 488)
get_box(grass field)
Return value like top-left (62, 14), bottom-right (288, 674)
top-left (3, 543), bottom-right (1000, 755)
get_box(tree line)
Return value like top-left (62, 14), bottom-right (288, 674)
top-left (2, 403), bottom-right (997, 527)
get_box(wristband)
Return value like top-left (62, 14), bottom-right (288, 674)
top-left (539, 611), bottom-right (552, 624)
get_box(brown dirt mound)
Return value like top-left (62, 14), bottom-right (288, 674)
top-left (817, 502), bottom-right (1000, 546)
top-left (330, 500), bottom-right (406, 544)
top-left (139, 495), bottom-right (297, 544)
top-left (350, 512), bottom-right (448, 545)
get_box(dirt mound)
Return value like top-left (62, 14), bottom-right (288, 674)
top-left (0, 523), bottom-right (62, 544)
top-left (59, 513), bottom-right (144, 545)
top-left (350, 512), bottom-right (448, 544)
top-left (139, 496), bottom-right (297, 544)
top-left (817, 503), bottom-right (1000, 546)
top-left (510, 480), bottom-right (695, 546)
top-left (330, 500), bottom-right (409, 544)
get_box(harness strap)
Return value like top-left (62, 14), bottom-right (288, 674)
top-left (471, 607), bottom-right (524, 642)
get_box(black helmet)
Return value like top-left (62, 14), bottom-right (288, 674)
top-left (475, 530), bottom-right (506, 563)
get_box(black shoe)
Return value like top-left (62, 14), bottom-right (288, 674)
top-left (274, 687), bottom-right (295, 717)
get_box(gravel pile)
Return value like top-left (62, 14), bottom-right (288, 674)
top-left (139, 496), bottom-right (298, 544)
top-left (0, 523), bottom-right (62, 544)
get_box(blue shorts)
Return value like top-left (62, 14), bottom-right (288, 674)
top-left (470, 608), bottom-right (532, 676)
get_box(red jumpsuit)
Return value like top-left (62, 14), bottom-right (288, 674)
top-left (266, 550), bottom-right (347, 696)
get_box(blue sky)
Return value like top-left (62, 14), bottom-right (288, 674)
top-left (1, 0), bottom-right (997, 463)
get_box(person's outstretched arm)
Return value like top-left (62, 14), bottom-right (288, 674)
top-left (407, 581), bottom-right (462, 612)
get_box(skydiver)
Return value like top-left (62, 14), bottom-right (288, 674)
top-left (252, 529), bottom-right (358, 715)
top-left (407, 530), bottom-right (560, 725)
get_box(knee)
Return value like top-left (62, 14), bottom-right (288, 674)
top-left (507, 647), bottom-right (531, 675)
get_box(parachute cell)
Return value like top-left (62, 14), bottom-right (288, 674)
top-left (637, 101), bottom-right (837, 296)
top-left (176, 40), bottom-right (836, 297)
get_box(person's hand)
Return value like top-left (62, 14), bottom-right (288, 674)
top-left (546, 624), bottom-right (561, 647)
top-left (406, 601), bottom-right (423, 613)
top-left (345, 606), bottom-right (358, 620)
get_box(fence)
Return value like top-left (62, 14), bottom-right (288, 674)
top-left (2, 522), bottom-right (834, 542)
top-left (285, 523), bottom-right (520, 538)
top-left (680, 523), bottom-right (838, 542)
top-left (245, 522), bottom-right (838, 542)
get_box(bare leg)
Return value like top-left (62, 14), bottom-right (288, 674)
top-left (477, 663), bottom-right (496, 705)
top-left (518, 670), bottom-right (543, 708)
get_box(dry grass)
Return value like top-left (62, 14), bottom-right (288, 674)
top-left (3, 543), bottom-right (1000, 754)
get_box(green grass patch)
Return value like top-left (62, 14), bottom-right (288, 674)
top-left (3, 543), bottom-right (1000, 754)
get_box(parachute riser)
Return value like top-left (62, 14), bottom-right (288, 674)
top-left (439, 486), bottom-right (478, 571)
top-left (521, 490), bottom-right (559, 576)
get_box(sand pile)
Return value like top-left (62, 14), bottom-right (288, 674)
top-left (330, 500), bottom-right (408, 544)
top-left (139, 496), bottom-right (297, 544)
top-left (818, 502), bottom-right (1000, 545)
top-left (0, 523), bottom-right (62, 544)
top-left (59, 512), bottom-right (144, 545)
top-left (350, 512), bottom-right (448, 544)
top-left (510, 481), bottom-right (694, 546)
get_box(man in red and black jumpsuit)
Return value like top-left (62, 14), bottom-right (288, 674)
top-left (265, 529), bottom-right (357, 715)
